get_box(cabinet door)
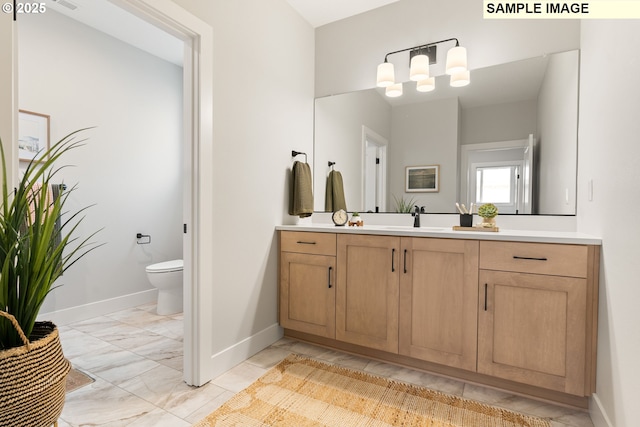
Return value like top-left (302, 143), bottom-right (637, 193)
top-left (399, 238), bottom-right (479, 371)
top-left (478, 270), bottom-right (587, 396)
top-left (280, 252), bottom-right (336, 339)
top-left (336, 234), bottom-right (400, 353)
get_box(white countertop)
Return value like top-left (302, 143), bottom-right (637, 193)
top-left (276, 223), bottom-right (602, 245)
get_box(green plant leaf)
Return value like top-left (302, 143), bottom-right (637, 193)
top-left (392, 194), bottom-right (417, 213)
top-left (0, 129), bottom-right (102, 349)
top-left (478, 203), bottom-right (498, 218)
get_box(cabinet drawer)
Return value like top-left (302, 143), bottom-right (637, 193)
top-left (280, 231), bottom-right (336, 256)
top-left (480, 241), bottom-right (588, 278)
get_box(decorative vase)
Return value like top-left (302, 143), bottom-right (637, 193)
top-left (349, 217), bottom-right (363, 227)
top-left (480, 216), bottom-right (496, 227)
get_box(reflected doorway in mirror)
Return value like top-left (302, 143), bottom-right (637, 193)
top-left (362, 126), bottom-right (388, 213)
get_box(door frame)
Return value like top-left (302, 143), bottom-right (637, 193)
top-left (361, 126), bottom-right (388, 213)
top-left (109, 0), bottom-right (214, 386)
top-left (460, 137), bottom-right (533, 214)
top-left (6, 0), bottom-right (216, 386)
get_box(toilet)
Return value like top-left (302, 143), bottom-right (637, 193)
top-left (145, 259), bottom-right (184, 315)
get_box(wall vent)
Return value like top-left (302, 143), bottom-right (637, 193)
top-left (53, 0), bottom-right (79, 10)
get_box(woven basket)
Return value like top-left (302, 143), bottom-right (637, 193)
top-left (0, 311), bottom-right (71, 427)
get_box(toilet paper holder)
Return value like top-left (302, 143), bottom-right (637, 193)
top-left (136, 233), bottom-right (151, 245)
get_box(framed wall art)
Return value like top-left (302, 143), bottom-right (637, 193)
top-left (405, 165), bottom-right (439, 193)
top-left (18, 110), bottom-right (50, 162)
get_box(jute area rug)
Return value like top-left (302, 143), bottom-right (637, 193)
top-left (193, 354), bottom-right (550, 427)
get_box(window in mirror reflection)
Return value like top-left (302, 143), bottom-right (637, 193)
top-left (475, 164), bottom-right (521, 214)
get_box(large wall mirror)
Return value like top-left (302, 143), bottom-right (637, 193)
top-left (314, 49), bottom-right (579, 215)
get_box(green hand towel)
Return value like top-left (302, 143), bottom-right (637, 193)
top-left (289, 161), bottom-right (314, 218)
top-left (325, 170), bottom-right (346, 212)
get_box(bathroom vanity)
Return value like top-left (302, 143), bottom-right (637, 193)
top-left (276, 224), bottom-right (600, 408)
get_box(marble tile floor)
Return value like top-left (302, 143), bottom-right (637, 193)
top-left (56, 303), bottom-right (594, 427)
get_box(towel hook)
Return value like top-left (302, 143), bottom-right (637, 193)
top-left (328, 161), bottom-right (335, 170)
top-left (291, 150), bottom-right (307, 163)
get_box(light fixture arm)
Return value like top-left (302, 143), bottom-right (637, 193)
top-left (382, 37), bottom-right (460, 63)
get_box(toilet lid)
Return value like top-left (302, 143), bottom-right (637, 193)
top-left (146, 259), bottom-right (183, 273)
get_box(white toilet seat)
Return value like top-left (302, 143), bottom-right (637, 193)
top-left (146, 259), bottom-right (183, 273)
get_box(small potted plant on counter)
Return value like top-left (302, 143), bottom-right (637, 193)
top-left (478, 203), bottom-right (498, 228)
top-left (349, 212), bottom-right (363, 227)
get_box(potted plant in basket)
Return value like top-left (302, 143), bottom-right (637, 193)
top-left (0, 129), bottom-right (101, 427)
top-left (477, 203), bottom-right (499, 228)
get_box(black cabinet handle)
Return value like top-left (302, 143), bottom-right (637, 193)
top-left (484, 283), bottom-right (488, 311)
top-left (297, 241), bottom-right (317, 245)
top-left (404, 249), bottom-right (408, 274)
top-left (392, 249), bottom-right (396, 272)
top-left (328, 266), bottom-right (333, 288)
top-left (513, 255), bottom-right (547, 261)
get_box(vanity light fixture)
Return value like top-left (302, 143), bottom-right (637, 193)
top-left (376, 38), bottom-right (469, 97)
top-left (409, 52), bottom-right (430, 81)
top-left (376, 62), bottom-right (395, 87)
top-left (416, 77), bottom-right (436, 92)
top-left (385, 83), bottom-right (403, 97)
top-left (445, 44), bottom-right (468, 75)
top-left (450, 70), bottom-right (470, 87)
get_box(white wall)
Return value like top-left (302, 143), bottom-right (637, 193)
top-left (171, 0), bottom-right (315, 358)
top-left (538, 50), bottom-right (579, 215)
top-left (314, 89), bottom-right (391, 211)
top-left (390, 97), bottom-right (458, 213)
top-left (18, 11), bottom-right (183, 317)
top-left (578, 21), bottom-right (640, 427)
top-left (461, 99), bottom-right (537, 144)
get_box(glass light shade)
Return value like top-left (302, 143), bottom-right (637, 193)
top-left (450, 70), bottom-right (470, 87)
top-left (385, 83), bottom-right (403, 97)
top-left (416, 77), bottom-right (435, 92)
top-left (409, 54), bottom-right (430, 81)
top-left (376, 62), bottom-right (395, 87)
top-left (446, 46), bottom-right (467, 75)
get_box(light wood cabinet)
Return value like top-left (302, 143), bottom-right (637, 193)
top-left (478, 241), bottom-right (598, 397)
top-left (399, 238), bottom-right (479, 371)
top-left (279, 232), bottom-right (336, 339)
top-left (336, 234), bottom-right (400, 353)
top-left (278, 230), bottom-right (599, 406)
top-left (479, 241), bottom-right (588, 278)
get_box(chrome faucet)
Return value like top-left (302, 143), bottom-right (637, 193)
top-left (412, 205), bottom-right (426, 228)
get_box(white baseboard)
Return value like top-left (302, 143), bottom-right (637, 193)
top-left (37, 289), bottom-right (158, 326)
top-left (208, 323), bottom-right (284, 379)
top-left (590, 393), bottom-right (614, 427)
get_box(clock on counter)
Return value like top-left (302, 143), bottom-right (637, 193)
top-left (331, 209), bottom-right (348, 226)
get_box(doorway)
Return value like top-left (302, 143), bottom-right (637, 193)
top-left (18, 0), bottom-right (214, 386)
top-left (362, 126), bottom-right (388, 213)
top-left (108, 0), bottom-right (214, 387)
